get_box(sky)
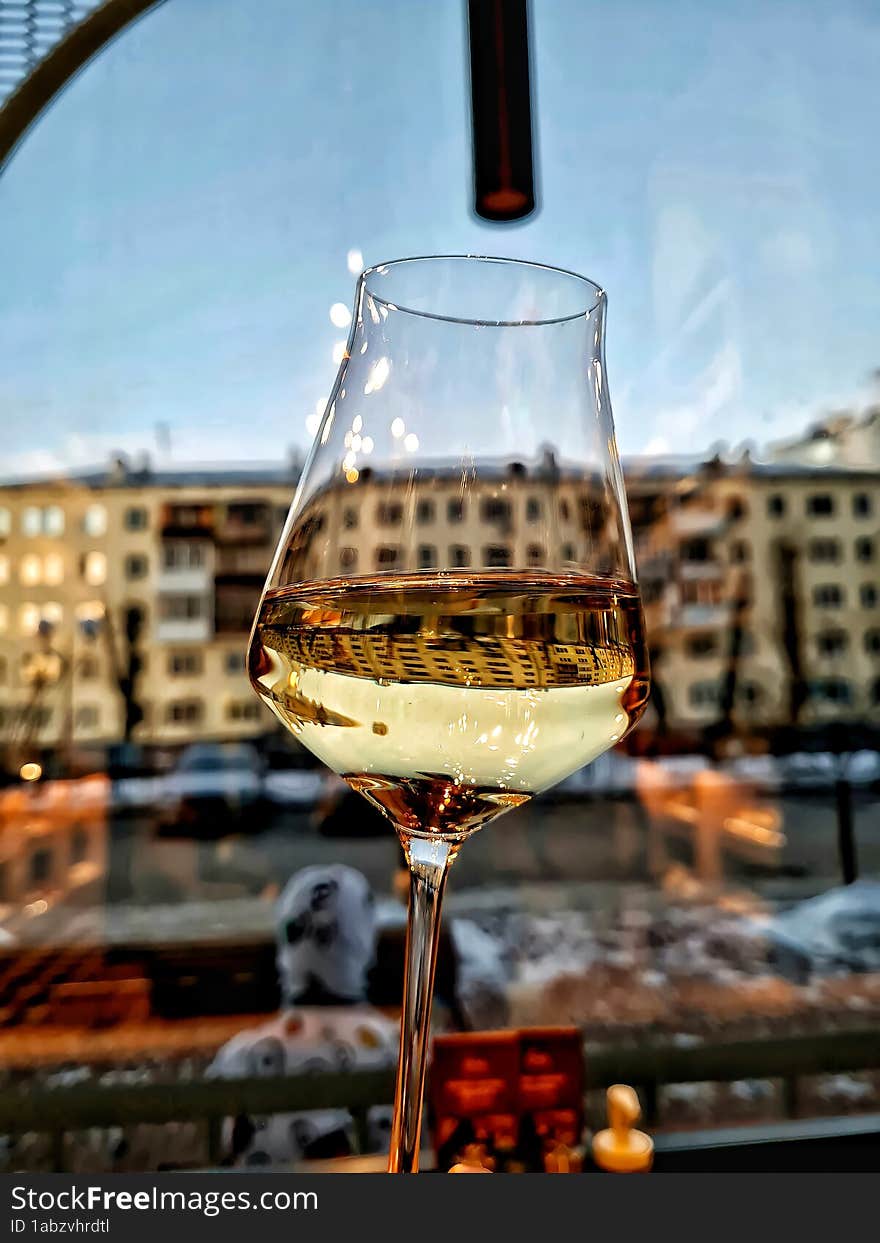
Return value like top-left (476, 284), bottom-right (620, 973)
top-left (1, 0), bottom-right (879, 477)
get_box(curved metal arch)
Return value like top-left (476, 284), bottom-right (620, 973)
top-left (0, 0), bottom-right (168, 173)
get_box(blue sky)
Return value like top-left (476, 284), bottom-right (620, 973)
top-left (1, 0), bottom-right (879, 476)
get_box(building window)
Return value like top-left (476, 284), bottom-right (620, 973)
top-left (681, 579), bottom-right (723, 607)
top-left (808, 538), bottom-right (841, 563)
top-left (730, 540), bottom-right (750, 564)
top-left (418, 544), bottom-right (437, 568)
top-left (526, 497), bottom-right (543, 523)
top-left (855, 537), bottom-right (875, 563)
top-left (377, 502), bottom-right (403, 526)
top-left (20, 554), bottom-right (41, 585)
top-left (75, 705), bottom-right (100, 730)
top-left (853, 492), bottom-right (873, 518)
top-left (82, 551), bottom-right (107, 586)
top-left (30, 848), bottom-right (53, 886)
top-left (0, 507), bottom-right (10, 536)
top-left (416, 500), bottom-right (435, 524)
top-left (686, 633), bottom-right (718, 658)
top-left (343, 506), bottom-right (358, 529)
top-left (124, 507), bottom-right (148, 530)
top-left (375, 546), bottom-right (400, 568)
top-left (160, 595), bottom-right (203, 620)
top-left (865, 629), bottom-right (880, 656)
top-left (447, 498), bottom-right (465, 523)
top-left (167, 700), bottom-right (203, 724)
top-left (737, 683), bottom-right (761, 706)
top-left (813, 584), bottom-right (844, 608)
top-left (526, 543), bottom-right (545, 566)
top-left (0, 556), bottom-right (7, 584)
top-left (225, 650), bottom-right (245, 674)
top-left (767, 494), bottom-right (786, 518)
top-left (680, 537), bottom-right (711, 563)
top-left (76, 600), bottom-right (107, 629)
top-left (339, 546), bottom-right (358, 570)
top-left (484, 545), bottom-right (511, 567)
top-left (861, 583), bottom-right (878, 609)
top-left (226, 700), bottom-right (261, 722)
top-left (20, 603), bottom-right (63, 634)
top-left (125, 553), bottom-right (148, 580)
top-left (163, 542), bottom-right (206, 570)
top-left (562, 542), bottom-right (576, 562)
top-left (450, 544), bottom-right (470, 568)
top-left (83, 504), bottom-right (107, 536)
top-left (44, 553), bottom-right (64, 585)
top-left (481, 498), bottom-right (511, 524)
top-left (689, 681), bottom-right (720, 708)
top-left (78, 654), bottom-right (99, 680)
top-left (726, 496), bottom-right (747, 520)
top-left (226, 502), bottom-right (264, 527)
top-left (44, 506), bottom-right (64, 536)
top-left (809, 679), bottom-right (852, 705)
top-left (22, 506), bottom-right (41, 536)
top-left (0, 605), bottom-right (7, 634)
top-left (559, 499), bottom-right (571, 522)
top-left (816, 631), bottom-right (848, 656)
top-left (21, 504), bottom-right (65, 537)
top-left (807, 494), bottom-right (835, 517)
top-left (167, 504), bottom-right (207, 529)
top-left (169, 651), bottom-right (203, 676)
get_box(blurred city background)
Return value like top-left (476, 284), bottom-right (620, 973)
top-left (0, 0), bottom-right (878, 1171)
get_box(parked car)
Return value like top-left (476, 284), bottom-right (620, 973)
top-left (155, 743), bottom-right (266, 837)
top-left (264, 768), bottom-right (327, 809)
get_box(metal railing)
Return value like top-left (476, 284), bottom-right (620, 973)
top-left (2, 1027), bottom-right (878, 1169)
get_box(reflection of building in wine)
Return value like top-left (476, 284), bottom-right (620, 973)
top-left (268, 619), bottom-right (635, 690)
top-left (0, 460), bottom-right (296, 761)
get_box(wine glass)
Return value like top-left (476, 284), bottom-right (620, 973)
top-left (248, 256), bottom-right (649, 1172)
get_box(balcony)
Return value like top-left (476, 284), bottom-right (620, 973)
top-left (215, 503), bottom-right (274, 545)
top-left (669, 506), bottom-right (727, 537)
top-left (679, 560), bottom-right (725, 581)
top-left (159, 504), bottom-right (214, 539)
top-left (155, 617), bottom-right (211, 644)
top-left (157, 564), bottom-right (212, 594)
top-left (156, 592), bottom-right (212, 644)
top-left (677, 602), bottom-right (730, 628)
top-left (215, 581), bottom-right (261, 635)
top-left (215, 545), bottom-right (271, 576)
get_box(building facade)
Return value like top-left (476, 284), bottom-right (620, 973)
top-left (628, 459), bottom-right (880, 733)
top-left (0, 463), bottom-right (296, 765)
top-left (0, 453), bottom-right (877, 768)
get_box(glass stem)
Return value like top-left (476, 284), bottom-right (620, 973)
top-left (387, 831), bottom-right (457, 1173)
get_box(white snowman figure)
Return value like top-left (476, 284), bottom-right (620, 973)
top-left (207, 865), bottom-right (397, 1166)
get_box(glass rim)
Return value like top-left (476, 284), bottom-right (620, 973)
top-left (359, 254), bottom-right (605, 327)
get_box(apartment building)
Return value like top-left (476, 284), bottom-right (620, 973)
top-left (0, 462), bottom-right (296, 762)
top-left (628, 460), bottom-right (880, 732)
top-left (1, 451), bottom-right (876, 763)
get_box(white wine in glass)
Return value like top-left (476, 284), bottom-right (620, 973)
top-left (248, 257), bottom-right (649, 1172)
